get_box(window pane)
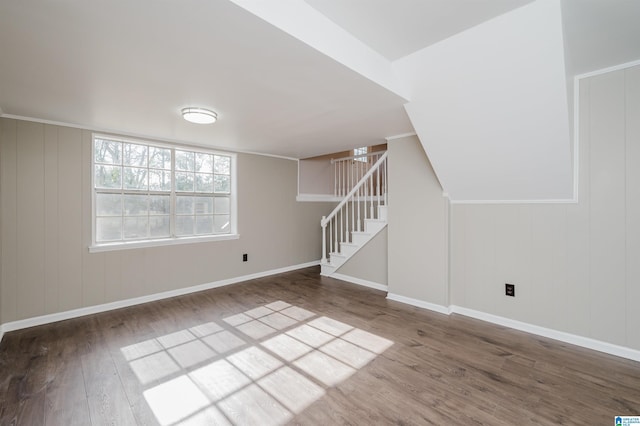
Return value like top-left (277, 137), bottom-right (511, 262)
top-left (95, 165), bottom-right (122, 189)
top-left (123, 167), bottom-right (148, 190)
top-left (214, 175), bottom-right (230, 193)
top-left (149, 147), bottom-right (171, 170)
top-left (175, 172), bottom-right (194, 192)
top-left (150, 216), bottom-right (170, 237)
top-left (94, 139), bottom-right (121, 165)
top-left (194, 196), bottom-right (213, 214)
top-left (96, 193), bottom-right (122, 216)
top-left (196, 153), bottom-right (214, 173)
top-left (97, 217), bottom-right (122, 241)
top-left (214, 197), bottom-right (230, 214)
top-left (214, 215), bottom-right (230, 233)
top-left (150, 195), bottom-right (170, 215)
top-left (124, 217), bottom-right (149, 239)
top-left (195, 173), bottom-right (213, 193)
top-left (175, 150), bottom-right (195, 171)
top-left (214, 155), bottom-right (230, 175)
top-left (196, 216), bottom-right (213, 235)
top-left (175, 216), bottom-right (194, 236)
top-left (176, 196), bottom-right (194, 214)
top-left (149, 170), bottom-right (171, 191)
top-left (123, 143), bottom-right (148, 167)
top-left (124, 194), bottom-right (149, 215)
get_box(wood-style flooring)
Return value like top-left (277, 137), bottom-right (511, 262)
top-left (1, 266), bottom-right (639, 425)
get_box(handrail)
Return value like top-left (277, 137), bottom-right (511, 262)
top-left (321, 151), bottom-right (388, 227)
top-left (330, 150), bottom-right (384, 164)
top-left (320, 152), bottom-right (388, 265)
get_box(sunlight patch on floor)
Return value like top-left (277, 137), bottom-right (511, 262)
top-left (121, 301), bottom-right (394, 425)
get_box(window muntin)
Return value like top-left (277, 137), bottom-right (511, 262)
top-left (353, 146), bottom-right (368, 162)
top-left (93, 135), bottom-right (234, 246)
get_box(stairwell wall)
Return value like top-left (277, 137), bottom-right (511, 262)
top-left (387, 135), bottom-right (449, 307)
top-left (335, 227), bottom-right (387, 287)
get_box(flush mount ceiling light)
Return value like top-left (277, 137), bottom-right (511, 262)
top-left (181, 107), bottom-right (217, 124)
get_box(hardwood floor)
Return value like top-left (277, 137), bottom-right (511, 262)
top-left (1, 266), bottom-right (639, 425)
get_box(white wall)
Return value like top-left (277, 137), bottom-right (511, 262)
top-left (0, 118), bottom-right (334, 324)
top-left (387, 135), bottom-right (448, 306)
top-left (450, 64), bottom-right (640, 350)
top-left (394, 0), bottom-right (572, 202)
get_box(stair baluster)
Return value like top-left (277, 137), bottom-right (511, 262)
top-left (321, 152), bottom-right (388, 275)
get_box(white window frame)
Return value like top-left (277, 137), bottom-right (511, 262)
top-left (353, 146), bottom-right (368, 162)
top-left (89, 134), bottom-right (238, 253)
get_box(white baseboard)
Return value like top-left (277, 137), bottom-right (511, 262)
top-left (330, 273), bottom-right (388, 292)
top-left (0, 261), bottom-right (320, 340)
top-left (386, 293), bottom-right (451, 315)
top-left (450, 305), bottom-right (640, 363)
top-left (382, 294), bottom-right (640, 362)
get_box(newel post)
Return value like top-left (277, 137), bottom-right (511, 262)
top-left (321, 216), bottom-right (327, 264)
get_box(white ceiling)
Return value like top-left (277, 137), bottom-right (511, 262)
top-left (303, 0), bottom-right (533, 61)
top-left (1, 0), bottom-right (639, 160)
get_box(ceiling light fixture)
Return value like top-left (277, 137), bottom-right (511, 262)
top-left (181, 107), bottom-right (217, 124)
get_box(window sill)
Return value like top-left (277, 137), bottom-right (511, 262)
top-left (88, 233), bottom-right (240, 253)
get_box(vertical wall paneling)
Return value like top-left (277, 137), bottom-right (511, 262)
top-left (387, 136), bottom-right (448, 306)
top-left (44, 125), bottom-right (60, 314)
top-left (0, 119), bottom-right (18, 322)
top-left (16, 121), bottom-right (46, 319)
top-left (57, 126), bottom-right (83, 311)
top-left (588, 70), bottom-right (627, 345)
top-left (564, 79), bottom-right (591, 336)
top-left (625, 66), bottom-right (640, 349)
top-left (449, 64), bottom-right (640, 351)
top-left (493, 205), bottom-right (533, 322)
top-left (0, 118), bottom-right (335, 325)
top-left (81, 131), bottom-right (105, 307)
top-left (530, 204), bottom-right (568, 330)
top-left (104, 251), bottom-right (122, 303)
top-left (0, 121), bottom-right (2, 323)
top-left (448, 205), bottom-right (466, 306)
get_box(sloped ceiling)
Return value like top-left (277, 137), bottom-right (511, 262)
top-left (1, 0), bottom-right (639, 199)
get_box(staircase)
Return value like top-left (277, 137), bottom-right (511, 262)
top-left (320, 152), bottom-right (388, 276)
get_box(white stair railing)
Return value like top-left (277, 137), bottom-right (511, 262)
top-left (321, 152), bottom-right (388, 265)
top-left (332, 151), bottom-right (384, 197)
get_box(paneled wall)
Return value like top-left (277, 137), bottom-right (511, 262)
top-left (387, 135), bottom-right (448, 305)
top-left (0, 118), bottom-right (334, 323)
top-left (450, 65), bottom-right (640, 350)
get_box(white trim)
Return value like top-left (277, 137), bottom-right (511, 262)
top-left (330, 273), bottom-right (388, 292)
top-left (572, 74), bottom-right (580, 203)
top-left (385, 132), bottom-right (416, 141)
top-left (89, 233), bottom-right (240, 253)
top-left (450, 306), bottom-right (640, 362)
top-left (386, 293), bottom-right (451, 315)
top-left (450, 198), bottom-right (577, 205)
top-left (380, 293), bottom-right (640, 362)
top-left (574, 58), bottom-right (640, 81)
top-left (296, 194), bottom-right (342, 202)
top-left (0, 261), bottom-right (319, 337)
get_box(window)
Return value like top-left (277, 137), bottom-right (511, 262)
top-left (353, 146), bottom-right (368, 162)
top-left (92, 135), bottom-right (236, 251)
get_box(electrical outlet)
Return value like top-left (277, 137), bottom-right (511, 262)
top-left (242, 253), bottom-right (248, 262)
top-left (505, 283), bottom-right (515, 297)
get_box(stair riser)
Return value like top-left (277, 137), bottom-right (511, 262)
top-left (364, 221), bottom-right (385, 233)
